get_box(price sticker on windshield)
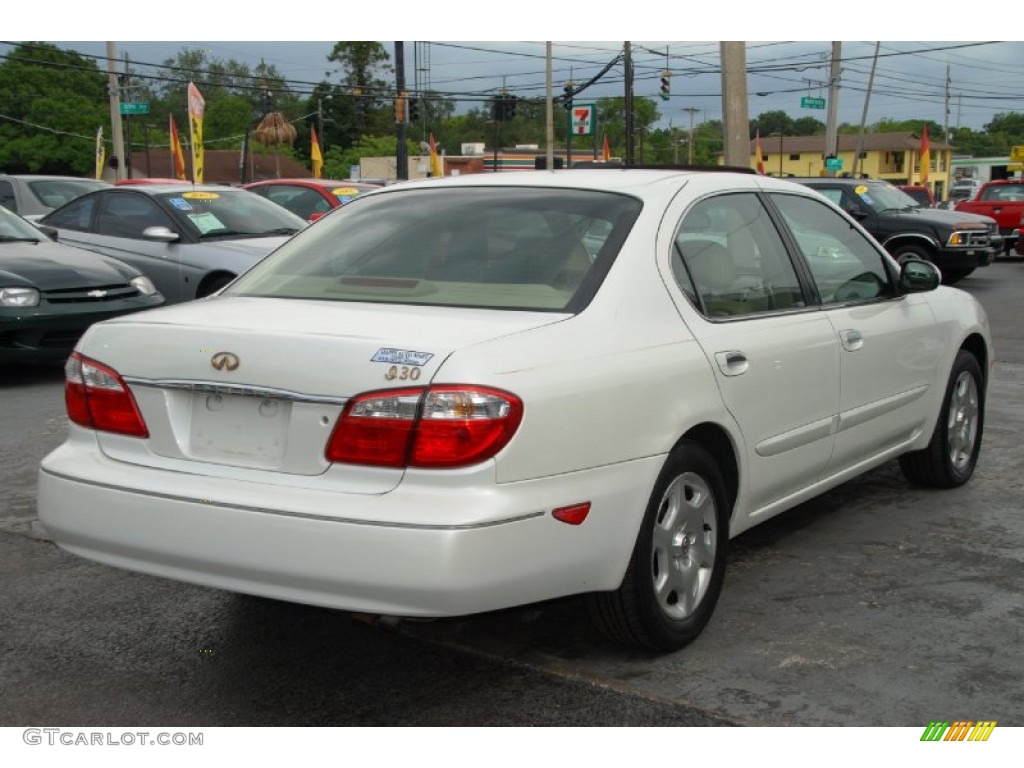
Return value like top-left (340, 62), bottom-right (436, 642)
top-left (183, 192), bottom-right (220, 200)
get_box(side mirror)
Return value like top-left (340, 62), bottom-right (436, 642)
top-left (142, 225), bottom-right (180, 243)
top-left (899, 259), bottom-right (941, 294)
top-left (846, 205), bottom-right (869, 221)
top-left (36, 224), bottom-right (59, 241)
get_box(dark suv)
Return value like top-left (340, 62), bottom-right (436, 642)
top-left (792, 178), bottom-right (999, 284)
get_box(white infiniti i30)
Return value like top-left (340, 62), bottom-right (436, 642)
top-left (38, 169), bottom-right (992, 651)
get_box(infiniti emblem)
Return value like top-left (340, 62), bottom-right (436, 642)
top-left (211, 352), bottom-right (240, 371)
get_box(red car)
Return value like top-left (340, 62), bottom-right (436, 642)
top-left (242, 179), bottom-right (380, 222)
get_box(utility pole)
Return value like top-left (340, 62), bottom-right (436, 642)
top-left (123, 54), bottom-right (133, 179)
top-left (824, 41), bottom-right (841, 176)
top-left (545, 42), bottom-right (554, 172)
top-left (394, 42), bottom-right (408, 181)
top-left (720, 42), bottom-right (749, 167)
top-left (105, 42), bottom-right (126, 181)
top-left (944, 65), bottom-right (951, 143)
top-left (852, 42), bottom-right (880, 179)
top-left (682, 107), bottom-right (700, 164)
top-left (624, 42), bottom-right (634, 166)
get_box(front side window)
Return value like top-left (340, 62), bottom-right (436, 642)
top-left (27, 179), bottom-right (107, 209)
top-left (771, 193), bottom-right (894, 305)
top-left (96, 192), bottom-right (175, 238)
top-left (672, 193), bottom-right (806, 318)
top-left (226, 187), bottom-right (641, 312)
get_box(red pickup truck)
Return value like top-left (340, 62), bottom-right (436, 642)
top-left (955, 179), bottom-right (1024, 255)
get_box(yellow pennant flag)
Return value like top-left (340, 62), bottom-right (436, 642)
top-left (94, 126), bottom-right (105, 180)
top-left (311, 127), bottom-right (323, 179)
top-left (187, 82), bottom-right (205, 184)
top-left (429, 133), bottom-right (443, 178)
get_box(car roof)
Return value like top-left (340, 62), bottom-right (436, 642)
top-left (0, 174), bottom-right (110, 183)
top-left (102, 184), bottom-right (245, 195)
top-left (368, 168), bottom-right (775, 197)
top-left (244, 178), bottom-right (379, 188)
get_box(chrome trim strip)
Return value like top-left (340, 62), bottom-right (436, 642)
top-left (123, 377), bottom-right (348, 405)
top-left (837, 385), bottom-right (928, 432)
top-left (40, 467), bottom-right (546, 531)
top-left (755, 415), bottom-right (837, 457)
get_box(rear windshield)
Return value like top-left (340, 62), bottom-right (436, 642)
top-left (225, 186), bottom-right (641, 312)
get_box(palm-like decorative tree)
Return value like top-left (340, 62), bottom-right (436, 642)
top-left (253, 111), bottom-right (297, 178)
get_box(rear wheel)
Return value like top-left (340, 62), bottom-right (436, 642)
top-left (899, 350), bottom-right (984, 488)
top-left (587, 441), bottom-right (730, 651)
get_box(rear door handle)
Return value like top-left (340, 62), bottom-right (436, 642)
top-left (839, 329), bottom-right (863, 351)
top-left (715, 350), bottom-right (749, 376)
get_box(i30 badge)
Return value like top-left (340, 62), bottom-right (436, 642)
top-left (211, 352), bottom-right (240, 371)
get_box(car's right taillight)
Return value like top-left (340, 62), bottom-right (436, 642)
top-left (65, 352), bottom-right (149, 438)
top-left (325, 385), bottom-right (523, 469)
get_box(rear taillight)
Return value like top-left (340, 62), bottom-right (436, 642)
top-left (326, 385), bottom-right (523, 469)
top-left (65, 352), bottom-right (149, 438)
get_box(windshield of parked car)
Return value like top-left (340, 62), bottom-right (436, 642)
top-left (0, 205), bottom-right (45, 242)
top-left (156, 190), bottom-right (306, 239)
top-left (225, 186), bottom-right (642, 312)
top-left (853, 182), bottom-right (922, 213)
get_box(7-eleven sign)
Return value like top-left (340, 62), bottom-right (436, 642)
top-left (570, 103), bottom-right (595, 136)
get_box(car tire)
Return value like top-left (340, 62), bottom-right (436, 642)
top-left (197, 273), bottom-right (235, 298)
top-left (587, 441), bottom-right (730, 652)
top-left (899, 350), bottom-right (984, 488)
top-left (941, 268), bottom-right (974, 284)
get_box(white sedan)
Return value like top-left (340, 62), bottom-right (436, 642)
top-left (38, 169), bottom-right (992, 652)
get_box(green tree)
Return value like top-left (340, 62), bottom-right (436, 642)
top-left (0, 42), bottom-right (108, 174)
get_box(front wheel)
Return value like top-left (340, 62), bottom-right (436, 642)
top-left (899, 350), bottom-right (984, 488)
top-left (587, 441), bottom-right (730, 652)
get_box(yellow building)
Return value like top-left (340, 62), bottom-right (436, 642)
top-left (742, 132), bottom-right (953, 200)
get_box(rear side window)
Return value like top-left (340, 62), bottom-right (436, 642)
top-left (42, 195), bottom-right (97, 231)
top-left (227, 187), bottom-right (642, 312)
top-left (672, 193), bottom-right (806, 318)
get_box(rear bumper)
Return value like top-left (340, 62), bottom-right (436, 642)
top-left (38, 432), bottom-right (659, 617)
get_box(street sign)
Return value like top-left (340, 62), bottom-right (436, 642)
top-left (570, 103), bottom-right (595, 137)
top-left (119, 102), bottom-right (150, 116)
top-left (825, 156), bottom-right (844, 171)
top-left (800, 96), bottom-right (826, 110)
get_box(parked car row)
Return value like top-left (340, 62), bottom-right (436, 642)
top-left (37, 168), bottom-right (992, 653)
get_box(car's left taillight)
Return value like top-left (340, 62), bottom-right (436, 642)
top-left (65, 352), bottom-right (149, 438)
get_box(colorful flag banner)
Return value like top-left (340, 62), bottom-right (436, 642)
top-left (94, 126), bottom-right (105, 180)
top-left (429, 133), bottom-right (443, 178)
top-left (187, 82), bottom-right (205, 184)
top-left (920, 125), bottom-right (930, 185)
top-left (311, 127), bottom-right (323, 179)
top-left (169, 115), bottom-right (187, 181)
top-left (755, 130), bottom-right (766, 175)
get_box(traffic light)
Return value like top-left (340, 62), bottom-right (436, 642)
top-left (660, 71), bottom-right (671, 102)
top-left (563, 83), bottom-right (573, 111)
top-left (408, 97), bottom-right (420, 123)
top-left (504, 95), bottom-right (517, 120)
top-left (394, 92), bottom-right (407, 124)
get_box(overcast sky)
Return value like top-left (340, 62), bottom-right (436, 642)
top-left (16, 5), bottom-right (1021, 134)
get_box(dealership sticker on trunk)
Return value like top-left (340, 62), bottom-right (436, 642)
top-left (372, 348), bottom-right (434, 366)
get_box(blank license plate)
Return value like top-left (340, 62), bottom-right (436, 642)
top-left (189, 393), bottom-right (290, 467)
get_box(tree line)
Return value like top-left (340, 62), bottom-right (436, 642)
top-left (2, 41), bottom-right (1022, 178)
